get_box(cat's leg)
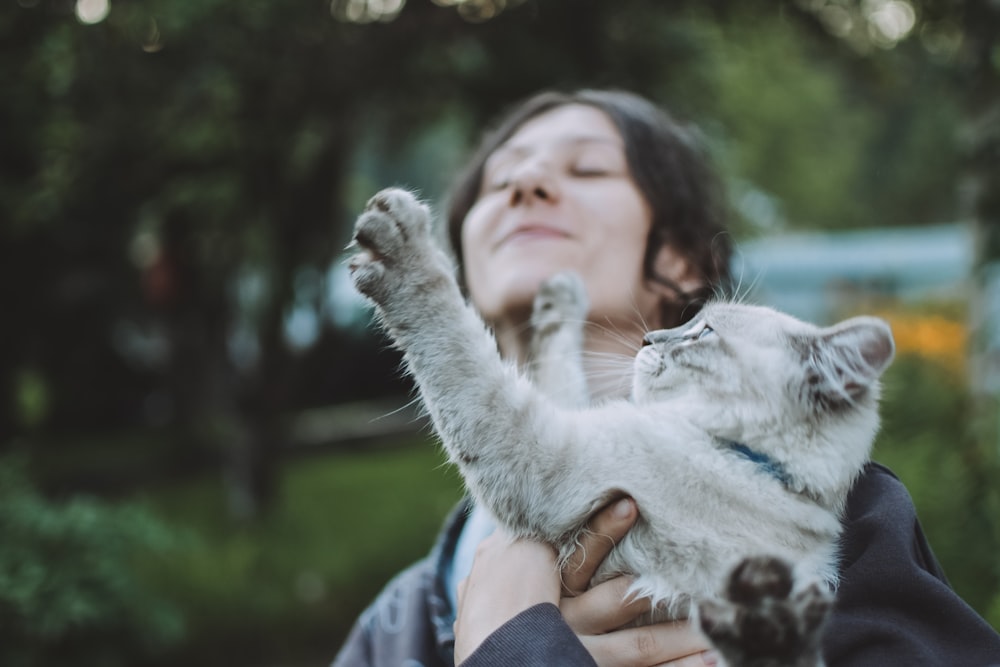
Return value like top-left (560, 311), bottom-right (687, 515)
top-left (697, 557), bottom-right (832, 667)
top-left (529, 272), bottom-right (590, 408)
top-left (349, 188), bottom-right (598, 540)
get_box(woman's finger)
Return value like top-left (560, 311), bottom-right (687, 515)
top-left (562, 576), bottom-right (651, 635)
top-left (562, 497), bottom-right (637, 595)
top-left (579, 620), bottom-right (713, 667)
top-left (654, 650), bottom-right (719, 667)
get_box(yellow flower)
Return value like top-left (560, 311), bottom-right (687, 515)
top-left (879, 312), bottom-right (966, 373)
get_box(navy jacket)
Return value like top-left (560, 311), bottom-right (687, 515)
top-left (333, 463), bottom-right (1000, 666)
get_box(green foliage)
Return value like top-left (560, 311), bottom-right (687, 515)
top-left (0, 458), bottom-right (185, 667)
top-left (137, 439), bottom-right (464, 665)
top-left (0, 0), bottom-right (977, 443)
top-left (674, 10), bottom-right (964, 233)
top-left (875, 353), bottom-right (1000, 622)
top-left (673, 14), bottom-right (871, 230)
top-left (2, 0), bottom-right (998, 660)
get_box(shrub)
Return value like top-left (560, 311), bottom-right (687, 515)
top-left (0, 458), bottom-right (185, 667)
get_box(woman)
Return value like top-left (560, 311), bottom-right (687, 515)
top-left (333, 89), bottom-right (1000, 667)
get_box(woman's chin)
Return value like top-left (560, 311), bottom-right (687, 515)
top-left (472, 271), bottom-right (562, 322)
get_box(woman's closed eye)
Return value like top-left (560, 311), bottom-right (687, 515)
top-left (570, 150), bottom-right (625, 178)
top-left (488, 176), bottom-right (511, 191)
top-left (570, 165), bottom-right (611, 177)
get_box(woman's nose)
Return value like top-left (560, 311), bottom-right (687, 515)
top-left (508, 160), bottom-right (560, 206)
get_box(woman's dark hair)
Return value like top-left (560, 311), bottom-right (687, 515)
top-left (445, 89), bottom-right (732, 327)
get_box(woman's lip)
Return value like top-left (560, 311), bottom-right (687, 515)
top-left (498, 224), bottom-right (570, 246)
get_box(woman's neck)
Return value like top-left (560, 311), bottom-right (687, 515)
top-left (493, 316), bottom-right (643, 402)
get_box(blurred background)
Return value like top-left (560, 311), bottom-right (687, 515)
top-left (2, 0), bottom-right (999, 665)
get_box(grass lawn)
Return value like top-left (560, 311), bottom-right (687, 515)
top-left (136, 437), bottom-right (464, 667)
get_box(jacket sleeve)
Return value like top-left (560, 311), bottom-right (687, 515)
top-left (824, 463), bottom-right (1000, 666)
top-left (459, 603), bottom-right (597, 667)
top-left (332, 616), bottom-right (373, 667)
top-left (331, 558), bottom-right (453, 667)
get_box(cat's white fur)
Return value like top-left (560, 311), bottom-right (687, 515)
top-left (348, 188), bottom-right (895, 620)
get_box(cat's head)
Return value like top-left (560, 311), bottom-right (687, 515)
top-left (633, 303), bottom-right (894, 498)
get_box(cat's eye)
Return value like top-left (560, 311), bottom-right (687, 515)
top-left (683, 323), bottom-right (715, 342)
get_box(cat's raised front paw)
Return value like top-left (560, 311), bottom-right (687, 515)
top-left (698, 556), bottom-right (832, 667)
top-left (531, 271), bottom-right (589, 336)
top-left (348, 188), bottom-right (433, 303)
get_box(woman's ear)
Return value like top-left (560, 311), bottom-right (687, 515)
top-left (649, 243), bottom-right (703, 301)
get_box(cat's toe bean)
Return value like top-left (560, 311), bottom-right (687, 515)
top-left (365, 190), bottom-right (394, 213)
top-left (727, 556), bottom-right (793, 605)
top-left (697, 598), bottom-right (734, 636)
top-left (363, 188), bottom-right (432, 247)
top-left (794, 583), bottom-right (834, 633)
top-left (353, 208), bottom-right (405, 259)
top-left (348, 208), bottom-right (402, 299)
top-left (533, 271), bottom-right (589, 328)
top-left (348, 250), bottom-right (388, 299)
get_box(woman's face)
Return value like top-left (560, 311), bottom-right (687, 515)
top-left (462, 104), bottom-right (685, 332)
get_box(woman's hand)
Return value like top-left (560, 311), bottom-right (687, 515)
top-left (561, 498), bottom-right (717, 666)
top-left (453, 498), bottom-right (718, 666)
top-left (453, 531), bottom-right (561, 663)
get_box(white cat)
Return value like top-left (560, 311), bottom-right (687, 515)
top-left (347, 188), bottom-right (894, 659)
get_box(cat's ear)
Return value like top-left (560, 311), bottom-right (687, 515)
top-left (803, 316), bottom-right (895, 406)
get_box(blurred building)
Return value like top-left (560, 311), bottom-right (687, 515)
top-left (738, 222), bottom-right (975, 324)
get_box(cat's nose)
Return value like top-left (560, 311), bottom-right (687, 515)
top-left (643, 330), bottom-right (675, 347)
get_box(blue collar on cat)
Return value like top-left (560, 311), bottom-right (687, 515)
top-left (723, 440), bottom-right (794, 488)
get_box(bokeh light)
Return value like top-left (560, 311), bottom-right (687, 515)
top-left (330, 0), bottom-right (405, 24)
top-left (75, 0), bottom-right (110, 25)
top-left (797, 0), bottom-right (917, 51)
top-left (142, 19), bottom-right (164, 53)
top-left (431, 0), bottom-right (524, 22)
top-left (865, 0), bottom-right (917, 47)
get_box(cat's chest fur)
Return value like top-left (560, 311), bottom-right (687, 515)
top-left (503, 359), bottom-right (845, 617)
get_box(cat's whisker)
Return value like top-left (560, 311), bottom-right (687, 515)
top-left (619, 286), bottom-right (664, 338)
top-left (625, 291), bottom-right (654, 337)
top-left (577, 356), bottom-right (636, 396)
top-left (578, 360), bottom-right (634, 376)
top-left (373, 393), bottom-right (427, 423)
top-left (512, 318), bottom-right (536, 338)
top-left (583, 318), bottom-right (645, 354)
top-left (721, 248), bottom-right (765, 306)
top-left (579, 350), bottom-right (637, 370)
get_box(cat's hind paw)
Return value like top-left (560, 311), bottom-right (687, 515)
top-left (531, 271), bottom-right (589, 336)
top-left (698, 556), bottom-right (832, 667)
top-left (348, 188), bottom-right (434, 303)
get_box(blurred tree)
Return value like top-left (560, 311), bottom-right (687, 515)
top-left (955, 0), bottom-right (1000, 623)
top-left (0, 0), bottom-right (988, 520)
top-left (785, 0), bottom-right (1000, 624)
